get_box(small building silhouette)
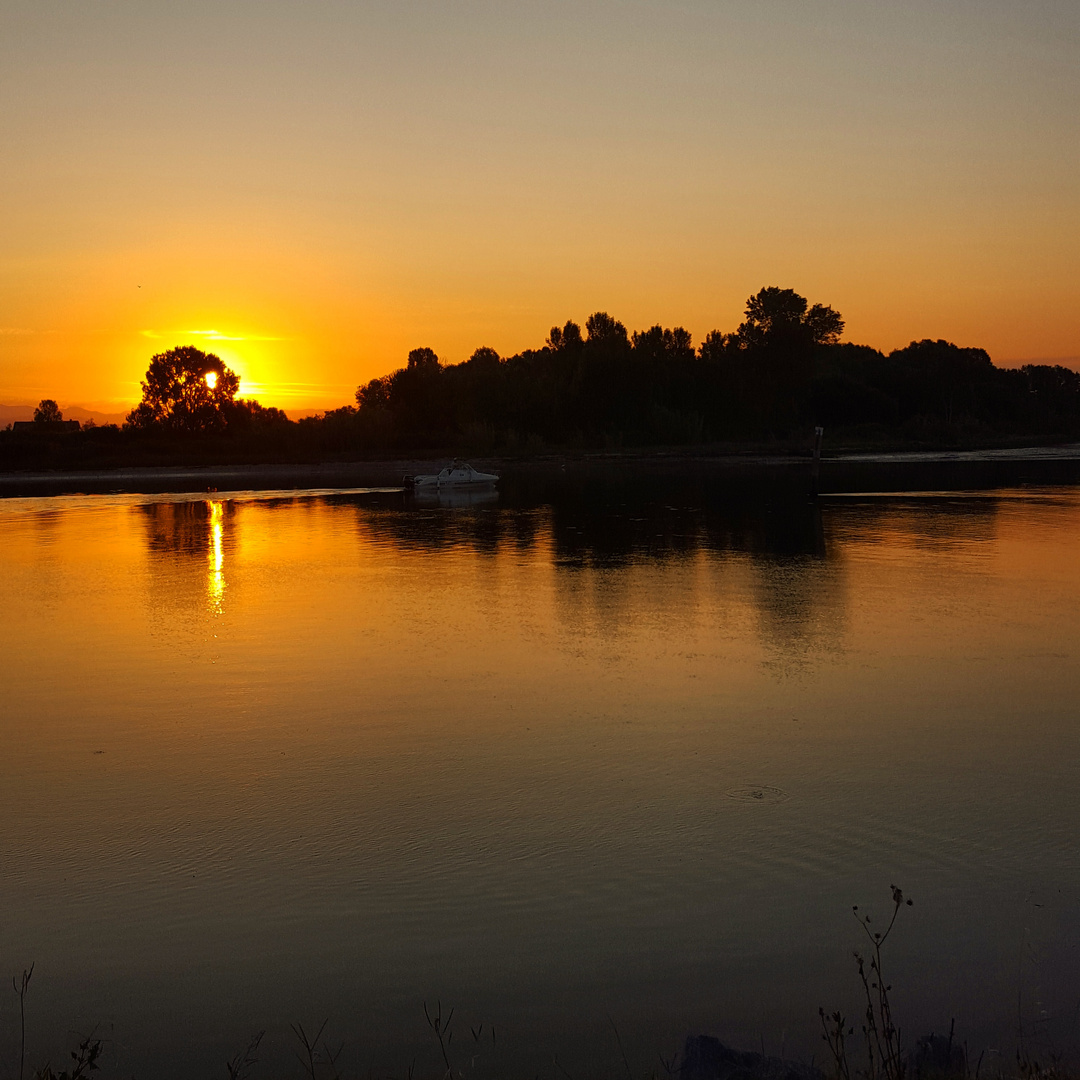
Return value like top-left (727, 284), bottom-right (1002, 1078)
top-left (11, 420), bottom-right (81, 434)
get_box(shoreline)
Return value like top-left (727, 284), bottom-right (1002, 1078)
top-left (1, 442), bottom-right (1079, 496)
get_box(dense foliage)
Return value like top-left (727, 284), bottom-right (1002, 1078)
top-left (340, 286), bottom-right (1079, 451)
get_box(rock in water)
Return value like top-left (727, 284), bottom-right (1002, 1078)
top-left (680, 1036), bottom-right (824, 1080)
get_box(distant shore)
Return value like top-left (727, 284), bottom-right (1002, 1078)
top-left (2, 442), bottom-right (1080, 497)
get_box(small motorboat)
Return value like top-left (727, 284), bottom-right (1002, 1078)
top-left (404, 460), bottom-right (499, 490)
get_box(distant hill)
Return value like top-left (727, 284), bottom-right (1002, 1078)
top-left (0, 403), bottom-right (128, 428)
top-left (63, 405), bottom-right (129, 427)
top-left (0, 405), bottom-right (34, 426)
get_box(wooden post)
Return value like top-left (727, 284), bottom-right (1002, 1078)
top-left (811, 425), bottom-right (824, 496)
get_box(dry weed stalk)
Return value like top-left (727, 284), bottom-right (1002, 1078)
top-left (821, 885), bottom-right (913, 1080)
top-left (291, 1019), bottom-right (343, 1080)
top-left (225, 1030), bottom-right (264, 1080)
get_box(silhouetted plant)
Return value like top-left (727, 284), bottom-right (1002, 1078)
top-left (225, 1029), bottom-right (264, 1080)
top-left (14, 962), bottom-right (34, 1080)
top-left (821, 1007), bottom-right (854, 1080)
top-left (607, 1014), bottom-right (634, 1080)
top-left (291, 1019), bottom-right (342, 1080)
top-left (821, 886), bottom-right (914, 1080)
top-left (1016, 992), bottom-right (1063, 1080)
top-left (32, 1033), bottom-right (102, 1080)
top-left (424, 1000), bottom-right (455, 1079)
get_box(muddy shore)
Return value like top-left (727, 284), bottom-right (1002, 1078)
top-left (1, 443), bottom-right (1079, 497)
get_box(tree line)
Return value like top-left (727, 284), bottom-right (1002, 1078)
top-left (331, 285), bottom-right (1080, 451)
top-left (4, 287), bottom-right (1079, 467)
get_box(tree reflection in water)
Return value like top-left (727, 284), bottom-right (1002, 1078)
top-left (127, 479), bottom-right (1019, 672)
top-left (345, 475), bottom-right (848, 667)
top-left (137, 497), bottom-right (237, 620)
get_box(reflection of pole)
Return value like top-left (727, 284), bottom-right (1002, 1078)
top-left (810, 426), bottom-right (824, 497)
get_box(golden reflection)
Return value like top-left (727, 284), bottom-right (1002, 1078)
top-left (207, 499), bottom-right (225, 613)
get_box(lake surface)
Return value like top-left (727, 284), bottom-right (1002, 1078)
top-left (2, 475), bottom-right (1080, 1077)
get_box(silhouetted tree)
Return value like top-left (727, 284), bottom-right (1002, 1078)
top-left (736, 287), bottom-right (844, 349)
top-left (626, 325), bottom-right (703, 441)
top-left (718, 287), bottom-right (846, 432)
top-left (34, 399), bottom-right (63, 423)
top-left (227, 398), bottom-right (291, 429)
top-left (547, 321), bottom-right (583, 351)
top-left (353, 346), bottom-right (450, 444)
top-left (337, 287), bottom-right (1078, 452)
top-left (406, 347), bottom-right (441, 373)
top-left (585, 311), bottom-right (628, 345)
top-left (804, 303), bottom-right (845, 347)
top-left (631, 325), bottom-right (693, 360)
top-left (809, 343), bottom-right (899, 427)
top-left (126, 346), bottom-right (240, 433)
top-left (468, 346), bottom-right (502, 369)
top-left (356, 375), bottom-right (391, 410)
top-left (876, 339), bottom-right (995, 424)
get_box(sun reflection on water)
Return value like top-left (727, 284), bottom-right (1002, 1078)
top-left (207, 499), bottom-right (225, 613)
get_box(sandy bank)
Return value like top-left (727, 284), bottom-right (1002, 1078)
top-left (1, 443), bottom-right (1079, 497)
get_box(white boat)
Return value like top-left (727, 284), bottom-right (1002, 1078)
top-left (404, 460), bottom-right (499, 490)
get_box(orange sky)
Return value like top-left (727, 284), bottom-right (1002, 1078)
top-left (2, 0), bottom-right (1078, 414)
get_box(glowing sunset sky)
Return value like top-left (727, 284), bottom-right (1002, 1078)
top-left (1, 0), bottom-right (1077, 412)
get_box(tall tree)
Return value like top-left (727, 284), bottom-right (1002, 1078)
top-left (585, 311), bottom-right (628, 345)
top-left (736, 287), bottom-right (844, 349)
top-left (468, 346), bottom-right (502, 369)
top-left (546, 321), bottom-right (583, 351)
top-left (126, 346), bottom-right (240, 432)
top-left (406, 347), bottom-right (441, 373)
top-left (33, 399), bottom-right (63, 423)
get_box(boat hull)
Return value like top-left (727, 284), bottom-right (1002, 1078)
top-left (403, 461), bottom-right (499, 490)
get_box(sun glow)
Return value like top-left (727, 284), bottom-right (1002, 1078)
top-left (204, 371), bottom-right (218, 390)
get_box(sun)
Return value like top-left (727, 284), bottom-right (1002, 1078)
top-left (204, 370), bottom-right (218, 389)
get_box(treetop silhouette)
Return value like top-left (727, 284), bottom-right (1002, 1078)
top-left (586, 312), bottom-right (629, 345)
top-left (126, 346), bottom-right (240, 433)
top-left (407, 347), bottom-right (441, 373)
top-left (337, 285), bottom-right (1077, 448)
top-left (34, 399), bottom-right (63, 423)
top-left (736, 286), bottom-right (844, 349)
top-left (546, 320), bottom-right (583, 352)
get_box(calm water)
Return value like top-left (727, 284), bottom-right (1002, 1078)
top-left (2, 478), bottom-right (1080, 1077)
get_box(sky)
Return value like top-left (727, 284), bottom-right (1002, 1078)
top-left (1, 0), bottom-right (1078, 414)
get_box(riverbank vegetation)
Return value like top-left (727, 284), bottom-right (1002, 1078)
top-left (3, 288), bottom-right (1079, 472)
top-left (5, 888), bottom-right (1071, 1080)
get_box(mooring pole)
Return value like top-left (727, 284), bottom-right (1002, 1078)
top-left (811, 425), bottom-right (824, 496)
